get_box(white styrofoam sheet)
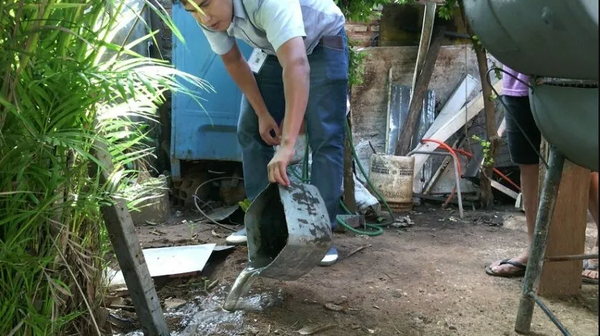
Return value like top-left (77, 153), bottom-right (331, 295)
top-left (107, 244), bottom-right (220, 289)
top-left (142, 244), bottom-right (216, 277)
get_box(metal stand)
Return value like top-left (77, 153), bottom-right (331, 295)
top-left (408, 150), bottom-right (463, 219)
top-left (514, 145), bottom-right (598, 335)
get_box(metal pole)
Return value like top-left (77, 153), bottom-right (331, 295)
top-left (515, 146), bottom-right (565, 334)
top-left (545, 253), bottom-right (599, 262)
top-left (528, 292), bottom-right (571, 336)
top-left (450, 155), bottom-right (464, 219)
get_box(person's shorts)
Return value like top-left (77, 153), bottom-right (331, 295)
top-left (502, 95), bottom-right (542, 165)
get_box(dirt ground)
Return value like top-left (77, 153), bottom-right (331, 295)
top-left (122, 203), bottom-right (598, 336)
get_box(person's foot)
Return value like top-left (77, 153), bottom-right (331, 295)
top-left (225, 228), bottom-right (247, 245)
top-left (582, 246), bottom-right (599, 284)
top-left (319, 246), bottom-right (338, 267)
top-left (486, 255), bottom-right (528, 278)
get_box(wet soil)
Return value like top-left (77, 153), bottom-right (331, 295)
top-left (117, 204), bottom-right (598, 336)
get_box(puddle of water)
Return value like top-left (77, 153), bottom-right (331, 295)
top-left (113, 286), bottom-right (284, 336)
top-left (178, 286), bottom-right (283, 336)
top-left (179, 289), bottom-right (244, 336)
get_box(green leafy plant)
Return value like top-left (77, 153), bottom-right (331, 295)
top-left (472, 135), bottom-right (494, 167)
top-left (437, 0), bottom-right (456, 20)
top-left (0, 0), bottom-right (209, 334)
top-left (335, 0), bottom-right (389, 87)
top-left (491, 60), bottom-right (503, 81)
top-left (239, 198), bottom-right (252, 212)
top-left (348, 41), bottom-right (369, 86)
top-left (335, 0), bottom-right (397, 22)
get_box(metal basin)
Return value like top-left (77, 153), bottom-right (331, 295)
top-left (530, 84), bottom-right (599, 172)
top-left (463, 0), bottom-right (599, 171)
top-left (245, 182), bottom-right (332, 281)
top-left (463, 0), bottom-right (598, 80)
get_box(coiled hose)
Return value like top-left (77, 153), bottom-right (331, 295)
top-left (292, 118), bottom-right (396, 236)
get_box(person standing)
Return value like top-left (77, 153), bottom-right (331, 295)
top-left (182, 0), bottom-right (348, 266)
top-left (486, 66), bottom-right (599, 283)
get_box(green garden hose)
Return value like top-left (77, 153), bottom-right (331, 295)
top-left (294, 118), bottom-right (396, 236)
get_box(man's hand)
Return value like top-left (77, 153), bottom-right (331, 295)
top-left (258, 113), bottom-right (281, 146)
top-left (268, 144), bottom-right (295, 186)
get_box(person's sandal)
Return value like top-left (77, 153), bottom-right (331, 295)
top-left (485, 259), bottom-right (527, 278)
top-left (582, 259), bottom-right (599, 285)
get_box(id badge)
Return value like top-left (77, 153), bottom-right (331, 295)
top-left (248, 48), bottom-right (267, 74)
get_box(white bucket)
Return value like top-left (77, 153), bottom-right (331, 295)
top-left (369, 154), bottom-right (415, 212)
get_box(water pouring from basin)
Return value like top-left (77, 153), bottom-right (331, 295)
top-left (223, 182), bottom-right (332, 311)
top-left (222, 267), bottom-right (260, 311)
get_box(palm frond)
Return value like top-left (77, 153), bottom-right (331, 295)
top-left (0, 0), bottom-right (211, 334)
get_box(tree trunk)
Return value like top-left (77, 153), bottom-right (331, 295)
top-left (475, 49), bottom-right (499, 208)
top-left (459, 0), bottom-right (498, 208)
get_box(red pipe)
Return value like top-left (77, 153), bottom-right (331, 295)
top-left (419, 139), bottom-right (462, 175)
top-left (418, 139), bottom-right (462, 207)
top-left (419, 138), bottom-right (521, 192)
top-left (451, 147), bottom-right (521, 191)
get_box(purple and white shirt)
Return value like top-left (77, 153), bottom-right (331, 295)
top-left (502, 66), bottom-right (529, 97)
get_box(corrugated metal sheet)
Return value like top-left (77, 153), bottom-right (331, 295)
top-left (385, 85), bottom-right (435, 192)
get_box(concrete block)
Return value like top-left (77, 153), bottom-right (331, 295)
top-left (130, 176), bottom-right (170, 226)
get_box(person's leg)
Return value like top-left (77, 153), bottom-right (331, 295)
top-left (486, 95), bottom-right (541, 277)
top-left (588, 172), bottom-right (599, 240)
top-left (304, 30), bottom-right (349, 265)
top-left (227, 56), bottom-right (285, 244)
top-left (582, 172), bottom-right (599, 282)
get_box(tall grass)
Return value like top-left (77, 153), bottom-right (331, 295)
top-left (0, 0), bottom-right (210, 334)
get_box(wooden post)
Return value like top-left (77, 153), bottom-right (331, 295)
top-left (409, 1), bottom-right (437, 100)
top-left (394, 27), bottom-right (445, 156)
top-left (92, 142), bottom-right (169, 335)
top-left (474, 46), bottom-right (499, 209)
top-left (537, 140), bottom-right (589, 297)
top-left (457, 0), bottom-right (498, 209)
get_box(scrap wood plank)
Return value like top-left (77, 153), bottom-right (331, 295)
top-left (410, 79), bottom-right (502, 179)
top-left (91, 142), bottom-right (169, 336)
top-left (538, 140), bottom-right (589, 297)
top-left (490, 179), bottom-right (518, 199)
top-left (422, 74), bottom-right (479, 140)
top-left (394, 26), bottom-right (446, 156)
top-left (410, 1), bottom-right (437, 100)
top-left (415, 193), bottom-right (476, 208)
top-left (410, 90), bottom-right (436, 192)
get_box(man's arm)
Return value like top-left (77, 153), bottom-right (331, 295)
top-left (275, 36), bottom-right (310, 150)
top-left (221, 42), bottom-right (280, 145)
top-left (252, 0), bottom-right (308, 151)
top-left (250, 0), bottom-right (309, 185)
